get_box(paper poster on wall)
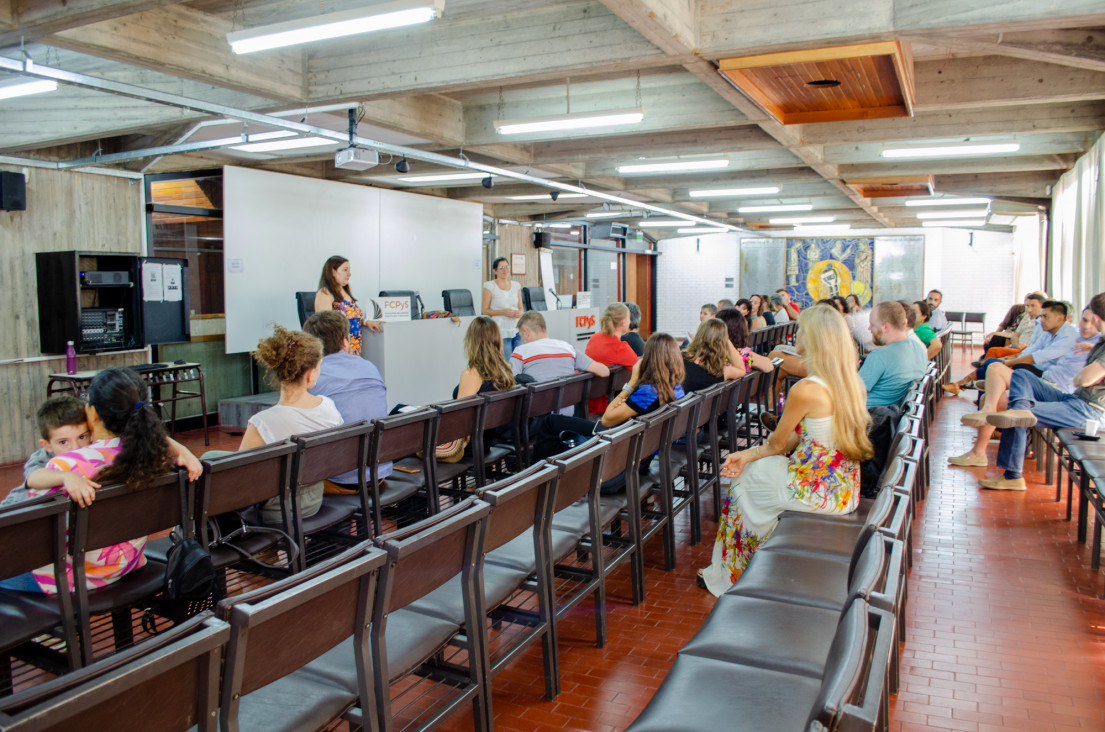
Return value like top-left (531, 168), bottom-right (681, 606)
top-left (576, 291), bottom-right (592, 309)
top-left (142, 262), bottom-right (164, 302)
top-left (511, 252), bottom-right (527, 275)
top-left (163, 264), bottom-right (183, 302)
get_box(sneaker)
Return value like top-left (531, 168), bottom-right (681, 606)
top-left (961, 411), bottom-right (992, 427)
top-left (979, 476), bottom-right (1027, 491)
top-left (948, 453), bottom-right (987, 467)
top-left (986, 410), bottom-right (1038, 429)
top-left (942, 383), bottom-right (961, 396)
top-left (759, 412), bottom-right (778, 432)
top-left (971, 359), bottom-right (984, 368)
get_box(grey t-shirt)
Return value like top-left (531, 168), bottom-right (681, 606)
top-left (1075, 339), bottom-right (1105, 411)
top-left (511, 337), bottom-right (593, 415)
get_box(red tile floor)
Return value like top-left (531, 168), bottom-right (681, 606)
top-left (3, 351), bottom-right (1104, 730)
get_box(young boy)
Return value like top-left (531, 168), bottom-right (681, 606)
top-left (1, 396), bottom-right (92, 508)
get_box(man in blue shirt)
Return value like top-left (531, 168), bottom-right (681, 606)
top-left (927, 289), bottom-right (949, 331)
top-left (859, 301), bottom-right (929, 407)
top-left (303, 310), bottom-right (391, 485)
top-left (950, 303), bottom-right (1097, 467)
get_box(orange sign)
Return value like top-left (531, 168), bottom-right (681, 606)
top-left (575, 314), bottom-right (596, 329)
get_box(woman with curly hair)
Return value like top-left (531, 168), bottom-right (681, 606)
top-left (682, 318), bottom-right (748, 392)
top-left (699, 305), bottom-right (873, 595)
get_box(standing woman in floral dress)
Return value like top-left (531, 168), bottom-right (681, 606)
top-left (314, 255), bottom-right (383, 356)
top-left (699, 305), bottom-right (873, 596)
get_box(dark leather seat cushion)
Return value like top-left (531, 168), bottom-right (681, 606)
top-left (299, 495), bottom-right (360, 534)
top-left (725, 550), bottom-right (850, 611)
top-left (760, 516), bottom-right (864, 560)
top-left (780, 495), bottom-right (872, 526)
top-left (0, 590), bottom-right (65, 648)
top-left (624, 654), bottom-right (819, 732)
top-left (679, 594), bottom-right (840, 678)
top-left (86, 561), bottom-right (167, 613)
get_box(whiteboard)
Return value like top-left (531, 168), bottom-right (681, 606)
top-left (224, 166), bottom-right (482, 353)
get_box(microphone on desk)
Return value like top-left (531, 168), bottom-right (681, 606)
top-left (415, 293), bottom-right (425, 319)
top-left (548, 289), bottom-right (563, 308)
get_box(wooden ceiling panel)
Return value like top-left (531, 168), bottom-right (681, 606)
top-left (844, 175), bottom-right (935, 199)
top-left (718, 42), bottom-right (915, 125)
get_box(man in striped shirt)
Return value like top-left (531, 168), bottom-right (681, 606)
top-left (512, 310), bottom-right (609, 415)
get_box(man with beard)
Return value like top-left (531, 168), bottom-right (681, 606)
top-left (858, 301), bottom-right (928, 407)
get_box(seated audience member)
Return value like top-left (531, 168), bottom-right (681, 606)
top-left (927, 289), bottom-right (948, 331)
top-left (586, 303), bottom-right (640, 413)
top-left (1, 368), bottom-right (180, 594)
top-left (776, 288), bottom-right (800, 320)
top-left (859, 301), bottom-right (929, 408)
top-left (622, 302), bottom-right (646, 357)
top-left (945, 299), bottom-right (1077, 395)
top-left (849, 301), bottom-right (875, 353)
top-left (912, 300), bottom-right (942, 359)
top-left (303, 310), bottom-right (391, 489)
top-left (752, 293), bottom-right (775, 326)
top-left (717, 308), bottom-right (775, 374)
top-left (2, 396), bottom-right (92, 508)
top-left (980, 302), bottom-right (1027, 354)
top-left (698, 305), bottom-right (873, 595)
top-left (972, 293), bottom-right (1105, 491)
top-left (512, 310), bottom-right (609, 415)
top-left (980, 292), bottom-right (1045, 361)
top-left (832, 296), bottom-right (850, 315)
top-left (949, 306), bottom-right (1100, 467)
top-left (682, 318), bottom-right (747, 393)
top-left (686, 302), bottom-right (719, 344)
top-left (819, 297), bottom-right (845, 314)
top-left (769, 293), bottom-right (791, 323)
top-left (600, 333), bottom-right (686, 428)
top-left (240, 326), bottom-right (342, 524)
top-left (846, 294), bottom-right (862, 313)
top-left (735, 298), bottom-right (761, 331)
top-left (454, 315), bottom-right (516, 398)
top-left (717, 298), bottom-right (735, 313)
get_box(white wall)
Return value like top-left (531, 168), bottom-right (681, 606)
top-left (223, 167), bottom-right (483, 353)
top-left (655, 232), bottom-right (742, 338)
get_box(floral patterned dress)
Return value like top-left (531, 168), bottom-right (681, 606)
top-left (333, 298), bottom-right (364, 356)
top-left (701, 376), bottom-right (860, 597)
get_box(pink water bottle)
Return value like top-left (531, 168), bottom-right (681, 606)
top-left (65, 341), bottom-right (77, 375)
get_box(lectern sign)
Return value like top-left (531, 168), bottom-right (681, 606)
top-left (380, 297), bottom-right (413, 322)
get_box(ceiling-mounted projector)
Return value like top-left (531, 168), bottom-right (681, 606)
top-left (335, 147), bottom-right (380, 170)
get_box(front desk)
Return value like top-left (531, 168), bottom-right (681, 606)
top-left (361, 308), bottom-right (600, 409)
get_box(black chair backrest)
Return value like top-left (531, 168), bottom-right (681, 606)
top-left (482, 386), bottom-right (527, 433)
top-left (217, 545), bottom-right (386, 730)
top-left (295, 291), bottom-right (315, 327)
top-left (597, 421), bottom-right (645, 484)
top-left (586, 366), bottom-right (614, 401)
top-left (76, 470), bottom-right (188, 555)
top-left (370, 408), bottom-right (437, 466)
top-left (374, 497), bottom-right (491, 614)
top-left (550, 440), bottom-right (609, 512)
top-left (522, 286), bottom-right (547, 311)
top-left (378, 290), bottom-right (421, 319)
top-left (526, 379), bottom-right (564, 420)
top-left (478, 462), bottom-right (560, 553)
top-left (0, 613), bottom-right (230, 732)
top-left (442, 288), bottom-right (475, 316)
top-left (293, 421), bottom-right (371, 486)
top-left (199, 441), bottom-right (297, 535)
top-left (0, 497), bottom-right (69, 584)
top-left (609, 365), bottom-right (632, 396)
top-left (559, 372), bottom-right (593, 413)
top-left (433, 395), bottom-right (483, 446)
top-left (805, 599), bottom-right (870, 730)
top-left (636, 405), bottom-right (678, 467)
top-left (666, 392), bottom-right (702, 451)
top-left (846, 528), bottom-right (887, 599)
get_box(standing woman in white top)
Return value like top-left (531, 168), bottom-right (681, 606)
top-left (698, 305), bottom-right (873, 596)
top-left (240, 325), bottom-right (343, 525)
top-left (482, 257), bottom-right (524, 356)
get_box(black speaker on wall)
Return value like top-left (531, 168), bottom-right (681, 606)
top-left (533, 231), bottom-right (551, 248)
top-left (0, 172), bottom-right (27, 211)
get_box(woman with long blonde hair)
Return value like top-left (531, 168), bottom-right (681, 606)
top-left (682, 318), bottom-right (746, 392)
top-left (699, 305), bottom-right (873, 595)
top-left (457, 316), bottom-right (516, 397)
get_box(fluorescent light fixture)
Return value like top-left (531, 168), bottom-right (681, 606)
top-left (921, 220), bottom-right (987, 228)
top-left (617, 159), bottom-right (730, 174)
top-left (915, 209), bottom-right (989, 219)
top-left (229, 135), bottom-right (339, 153)
top-left (545, 223), bottom-right (573, 229)
top-left (227, 0), bottom-right (442, 54)
top-left (794, 224), bottom-right (852, 232)
top-left (637, 220), bottom-right (690, 227)
top-left (905, 197), bottom-right (991, 207)
top-left (881, 143), bottom-right (1020, 159)
top-left (399, 172), bottom-right (489, 183)
top-left (769, 216), bottom-right (836, 224)
top-left (495, 108), bottom-right (644, 135)
top-left (507, 193), bottom-right (586, 201)
top-left (689, 186), bottom-right (780, 198)
top-left (738, 204), bottom-right (813, 213)
top-left (585, 210), bottom-right (629, 218)
top-left (0, 78), bottom-right (58, 100)
top-left (677, 227), bottom-right (728, 235)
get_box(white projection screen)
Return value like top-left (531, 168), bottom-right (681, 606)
top-left (224, 166), bottom-right (483, 353)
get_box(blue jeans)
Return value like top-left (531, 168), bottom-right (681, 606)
top-left (503, 333), bottom-right (522, 358)
top-left (974, 357), bottom-right (1003, 380)
top-left (997, 370), bottom-right (1104, 479)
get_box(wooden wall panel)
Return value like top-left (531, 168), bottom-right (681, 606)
top-left (0, 165), bottom-right (145, 464)
top-left (494, 224), bottom-right (540, 289)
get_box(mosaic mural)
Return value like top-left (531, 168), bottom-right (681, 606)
top-left (784, 237), bottom-right (875, 309)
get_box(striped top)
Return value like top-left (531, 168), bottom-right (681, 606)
top-left (30, 438), bottom-right (149, 595)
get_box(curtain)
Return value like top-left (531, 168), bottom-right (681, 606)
top-left (1048, 131), bottom-right (1104, 308)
